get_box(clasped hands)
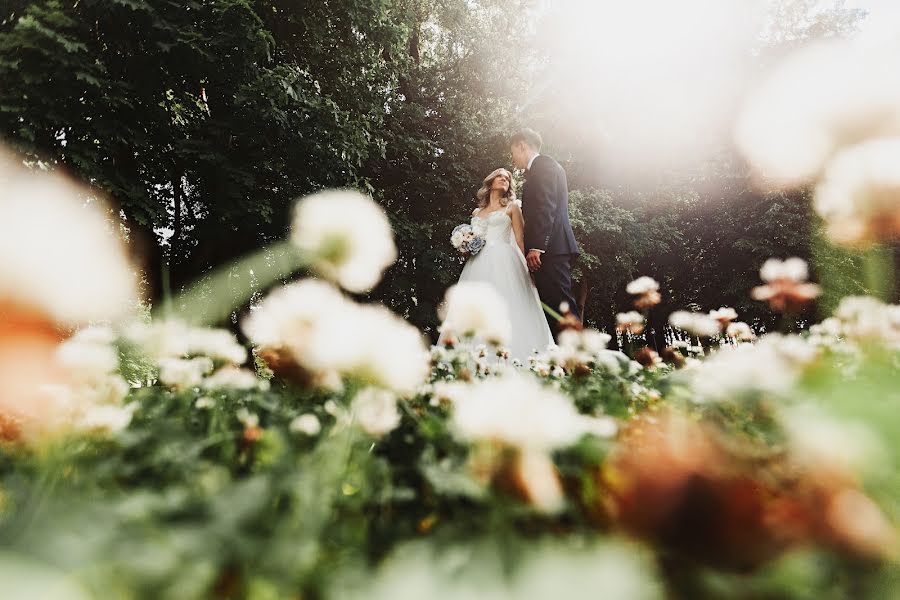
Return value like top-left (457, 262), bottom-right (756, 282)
top-left (526, 249), bottom-right (543, 272)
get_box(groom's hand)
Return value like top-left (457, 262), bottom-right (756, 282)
top-left (526, 249), bottom-right (543, 271)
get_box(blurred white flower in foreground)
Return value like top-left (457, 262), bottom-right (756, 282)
top-left (291, 189), bottom-right (397, 293)
top-left (737, 39), bottom-right (900, 186)
top-left (438, 282), bottom-right (512, 346)
top-left (353, 387), bottom-right (401, 436)
top-left (338, 539), bottom-right (662, 600)
top-left (244, 280), bottom-right (429, 394)
top-left (551, 328), bottom-right (613, 372)
top-left (668, 311), bottom-right (720, 338)
top-left (124, 320), bottom-right (247, 366)
top-left (687, 334), bottom-right (819, 403)
top-left (814, 138), bottom-right (900, 248)
top-left (451, 374), bottom-right (613, 452)
top-left (831, 295), bottom-right (900, 349)
top-left (0, 150), bottom-right (138, 325)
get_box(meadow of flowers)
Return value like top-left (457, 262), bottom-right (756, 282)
top-left (2, 35), bottom-right (900, 600)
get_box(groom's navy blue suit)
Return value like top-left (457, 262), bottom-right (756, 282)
top-left (522, 154), bottom-right (580, 339)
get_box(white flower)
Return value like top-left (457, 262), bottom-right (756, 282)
top-left (289, 413), bottom-right (322, 436)
top-left (124, 320), bottom-right (247, 366)
top-left (668, 311), bottom-right (720, 337)
top-left (759, 257), bottom-right (809, 283)
top-left (687, 333), bottom-right (819, 403)
top-left (244, 280), bottom-right (429, 394)
top-left (450, 230), bottom-right (465, 248)
top-left (708, 307), bottom-right (738, 323)
top-left (625, 276), bottom-right (659, 295)
top-left (236, 408), bottom-right (259, 428)
top-left (158, 357), bottom-right (214, 390)
top-left (438, 282), bottom-right (511, 346)
top-left (291, 189), bottom-right (397, 293)
top-left (202, 367), bottom-right (268, 391)
top-left (578, 415), bottom-right (618, 438)
top-left (75, 402), bottom-right (137, 433)
top-left (352, 387), bottom-right (401, 436)
top-left (815, 138), bottom-right (900, 247)
top-left (195, 397), bottom-right (216, 410)
top-left (451, 374), bottom-right (587, 452)
top-left (56, 327), bottom-right (120, 382)
top-left (725, 321), bottom-right (755, 341)
top-left (615, 311), bottom-right (645, 334)
top-left (0, 149), bottom-right (138, 325)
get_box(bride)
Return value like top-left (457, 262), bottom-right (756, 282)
top-left (440, 168), bottom-right (553, 359)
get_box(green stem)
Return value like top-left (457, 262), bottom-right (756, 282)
top-left (541, 302), bottom-right (563, 322)
top-left (862, 245), bottom-right (895, 302)
top-left (155, 240), bottom-right (306, 326)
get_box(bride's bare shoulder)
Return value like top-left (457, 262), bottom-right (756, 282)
top-left (471, 206), bottom-right (481, 216)
top-left (507, 200), bottom-right (523, 214)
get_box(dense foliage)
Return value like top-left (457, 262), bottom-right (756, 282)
top-left (3, 0), bottom-right (890, 342)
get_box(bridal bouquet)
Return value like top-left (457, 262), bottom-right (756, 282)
top-left (450, 223), bottom-right (485, 259)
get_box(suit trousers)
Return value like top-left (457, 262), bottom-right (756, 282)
top-left (533, 253), bottom-right (579, 341)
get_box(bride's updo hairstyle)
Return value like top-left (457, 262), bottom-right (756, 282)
top-left (476, 168), bottom-right (516, 209)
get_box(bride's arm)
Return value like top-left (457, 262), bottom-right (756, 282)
top-left (508, 203), bottom-right (526, 255)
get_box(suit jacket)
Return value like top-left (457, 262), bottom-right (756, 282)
top-left (522, 154), bottom-right (579, 256)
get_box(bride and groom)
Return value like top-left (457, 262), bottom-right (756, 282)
top-left (444, 128), bottom-right (581, 359)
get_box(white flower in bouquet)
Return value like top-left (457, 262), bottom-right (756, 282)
top-left (451, 374), bottom-right (587, 452)
top-left (0, 149), bottom-right (138, 325)
top-left (291, 189), bottom-right (397, 293)
top-left (158, 357), bottom-right (214, 390)
top-left (815, 138), bottom-right (900, 247)
top-left (668, 311), bottom-right (720, 338)
top-left (202, 366), bottom-right (269, 391)
top-left (439, 282), bottom-right (511, 346)
top-left (353, 387), bottom-right (401, 436)
top-left (289, 413), bottom-right (322, 436)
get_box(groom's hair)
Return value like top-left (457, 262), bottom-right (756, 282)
top-left (511, 128), bottom-right (542, 151)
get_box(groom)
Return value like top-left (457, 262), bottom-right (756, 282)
top-left (510, 128), bottom-right (581, 340)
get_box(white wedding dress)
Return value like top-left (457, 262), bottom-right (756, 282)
top-left (442, 209), bottom-right (553, 359)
